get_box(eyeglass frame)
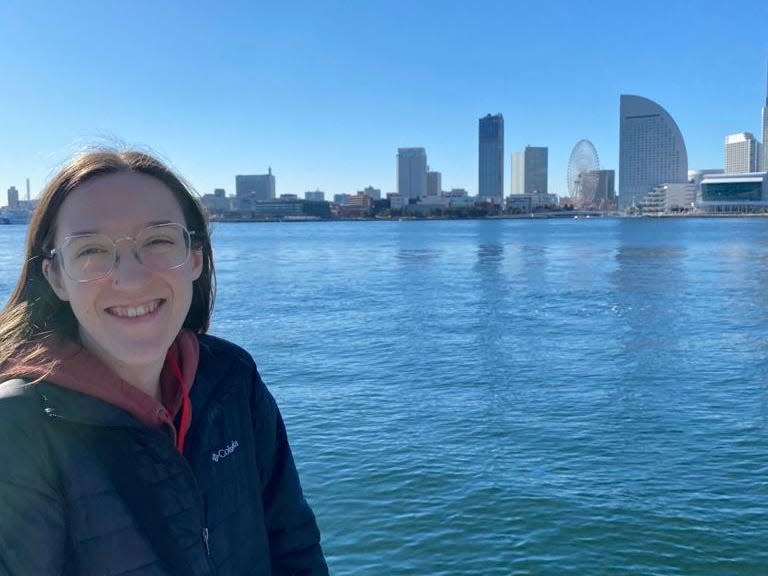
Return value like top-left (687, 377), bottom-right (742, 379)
top-left (47, 222), bottom-right (197, 283)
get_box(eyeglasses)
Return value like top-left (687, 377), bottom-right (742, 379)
top-left (49, 223), bottom-right (195, 283)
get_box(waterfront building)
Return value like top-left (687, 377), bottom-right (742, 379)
top-left (641, 183), bottom-right (697, 214)
top-left (333, 193), bottom-right (350, 204)
top-left (201, 192), bottom-right (231, 213)
top-left (247, 199), bottom-right (330, 219)
top-left (426, 171), bottom-right (442, 197)
top-left (479, 113), bottom-right (504, 203)
top-left (236, 169), bottom-right (275, 200)
top-left (7, 186), bottom-right (19, 209)
top-left (697, 172), bottom-right (768, 213)
top-left (688, 169), bottom-right (724, 186)
top-left (387, 193), bottom-right (407, 211)
top-left (762, 60), bottom-right (768, 171)
top-left (359, 186), bottom-right (381, 200)
top-left (397, 148), bottom-right (427, 199)
top-left (618, 95), bottom-right (688, 211)
top-left (580, 170), bottom-right (617, 211)
top-left (510, 146), bottom-right (547, 196)
top-left (506, 195), bottom-right (532, 213)
top-left (409, 195), bottom-right (450, 215)
top-left (338, 193), bottom-right (373, 217)
top-left (725, 132), bottom-right (760, 174)
top-left (305, 190), bottom-right (325, 201)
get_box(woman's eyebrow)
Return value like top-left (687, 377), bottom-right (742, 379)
top-left (66, 220), bottom-right (175, 236)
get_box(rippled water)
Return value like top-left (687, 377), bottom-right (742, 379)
top-left (2, 218), bottom-right (768, 575)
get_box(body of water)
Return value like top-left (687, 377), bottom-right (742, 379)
top-left (2, 218), bottom-right (767, 574)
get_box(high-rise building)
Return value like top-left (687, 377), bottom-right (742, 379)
top-left (761, 60), bottom-right (767, 172)
top-left (510, 146), bottom-right (548, 195)
top-left (426, 171), bottom-right (442, 196)
top-left (397, 148), bottom-right (427, 199)
top-left (236, 168), bottom-right (275, 200)
top-left (7, 186), bottom-right (19, 209)
top-left (725, 132), bottom-right (760, 174)
top-left (618, 95), bottom-right (688, 211)
top-left (478, 113), bottom-right (504, 201)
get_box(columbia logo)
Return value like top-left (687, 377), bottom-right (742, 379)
top-left (211, 440), bottom-right (239, 462)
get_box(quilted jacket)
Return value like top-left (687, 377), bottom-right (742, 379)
top-left (0, 334), bottom-right (328, 576)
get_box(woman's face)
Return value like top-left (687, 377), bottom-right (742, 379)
top-left (43, 171), bottom-right (203, 377)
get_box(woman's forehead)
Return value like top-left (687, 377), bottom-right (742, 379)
top-left (56, 172), bottom-right (185, 237)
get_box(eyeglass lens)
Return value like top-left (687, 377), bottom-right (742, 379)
top-left (58, 224), bottom-right (190, 282)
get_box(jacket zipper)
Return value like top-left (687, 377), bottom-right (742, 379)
top-left (202, 527), bottom-right (210, 556)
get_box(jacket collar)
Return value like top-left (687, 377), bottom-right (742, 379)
top-left (37, 381), bottom-right (142, 429)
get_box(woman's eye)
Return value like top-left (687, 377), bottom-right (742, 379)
top-left (145, 236), bottom-right (175, 247)
top-left (77, 246), bottom-right (109, 258)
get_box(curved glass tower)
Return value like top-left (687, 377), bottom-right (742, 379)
top-left (619, 95), bottom-right (688, 211)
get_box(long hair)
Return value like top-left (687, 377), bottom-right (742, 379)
top-left (0, 149), bottom-right (215, 370)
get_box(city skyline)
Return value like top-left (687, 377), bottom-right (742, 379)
top-left (1, 1), bottom-right (767, 206)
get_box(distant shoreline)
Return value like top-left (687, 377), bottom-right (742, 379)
top-left (207, 212), bottom-right (768, 224)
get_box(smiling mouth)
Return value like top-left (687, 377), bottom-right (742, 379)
top-left (107, 300), bottom-right (163, 319)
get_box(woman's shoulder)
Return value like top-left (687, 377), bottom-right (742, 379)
top-left (0, 378), bottom-right (41, 415)
top-left (0, 380), bottom-right (54, 462)
top-left (193, 334), bottom-right (269, 400)
top-left (196, 333), bottom-right (259, 373)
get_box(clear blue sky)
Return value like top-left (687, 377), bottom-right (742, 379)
top-left (1, 0), bottom-right (767, 205)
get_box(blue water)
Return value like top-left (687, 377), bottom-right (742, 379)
top-left (2, 218), bottom-right (768, 574)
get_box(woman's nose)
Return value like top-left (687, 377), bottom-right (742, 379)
top-left (111, 242), bottom-right (152, 288)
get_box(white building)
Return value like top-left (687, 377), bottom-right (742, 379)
top-left (725, 133), bottom-right (760, 174)
top-left (387, 193), bottom-right (407, 210)
top-left (641, 183), bottom-right (697, 214)
top-left (688, 169), bottom-right (724, 186)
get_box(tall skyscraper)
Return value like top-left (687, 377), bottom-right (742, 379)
top-left (236, 168), bottom-right (275, 200)
top-left (725, 132), bottom-right (760, 174)
top-left (619, 95), bottom-right (688, 211)
top-left (478, 113), bottom-right (504, 201)
top-left (762, 60), bottom-right (767, 172)
top-left (510, 146), bottom-right (548, 195)
top-left (397, 148), bottom-right (427, 199)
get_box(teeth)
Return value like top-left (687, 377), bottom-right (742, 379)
top-left (110, 301), bottom-right (160, 318)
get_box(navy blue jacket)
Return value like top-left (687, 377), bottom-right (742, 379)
top-left (0, 334), bottom-right (328, 576)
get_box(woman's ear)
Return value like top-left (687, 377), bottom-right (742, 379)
top-left (42, 259), bottom-right (70, 301)
top-left (190, 249), bottom-right (204, 281)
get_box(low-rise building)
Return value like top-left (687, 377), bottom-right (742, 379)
top-left (305, 190), bottom-right (325, 201)
top-left (697, 172), bottom-right (768, 213)
top-left (641, 183), bottom-right (697, 214)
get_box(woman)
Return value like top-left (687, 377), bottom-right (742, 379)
top-left (0, 150), bottom-right (329, 575)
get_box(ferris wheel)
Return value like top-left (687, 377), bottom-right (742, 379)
top-left (566, 139), bottom-right (600, 206)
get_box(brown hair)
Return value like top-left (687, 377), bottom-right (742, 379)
top-left (0, 149), bottom-right (215, 369)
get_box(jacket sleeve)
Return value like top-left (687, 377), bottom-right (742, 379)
top-left (0, 383), bottom-right (67, 576)
top-left (249, 370), bottom-right (329, 576)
